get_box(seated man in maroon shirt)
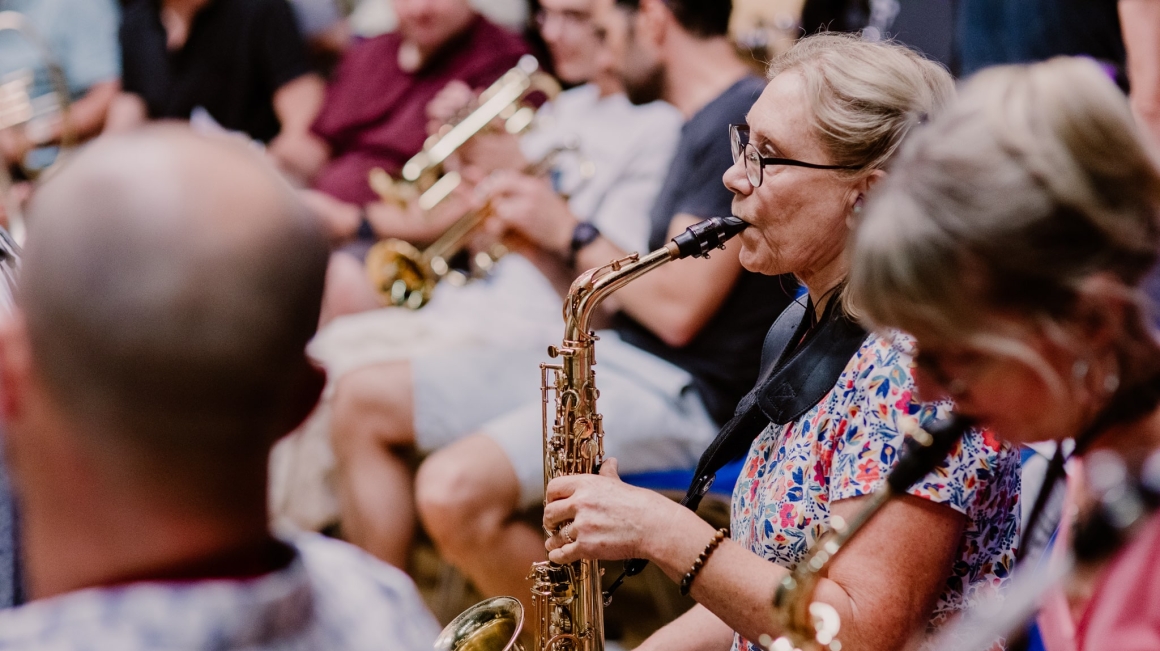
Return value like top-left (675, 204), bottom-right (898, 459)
top-left (287, 0), bottom-right (531, 244)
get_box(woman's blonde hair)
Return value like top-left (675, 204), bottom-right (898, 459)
top-left (767, 32), bottom-right (956, 174)
top-left (850, 57), bottom-right (1160, 349)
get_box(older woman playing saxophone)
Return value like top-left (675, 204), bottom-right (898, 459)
top-left (540, 33), bottom-right (1022, 651)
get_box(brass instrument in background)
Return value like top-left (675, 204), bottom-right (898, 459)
top-left (766, 416), bottom-right (972, 651)
top-left (437, 216), bottom-right (751, 651)
top-left (369, 54), bottom-right (561, 213)
top-left (1, 10), bottom-right (73, 246)
top-left (365, 142), bottom-right (590, 309)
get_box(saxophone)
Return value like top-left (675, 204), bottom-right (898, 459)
top-left (767, 416), bottom-right (972, 651)
top-left (434, 216), bottom-right (750, 651)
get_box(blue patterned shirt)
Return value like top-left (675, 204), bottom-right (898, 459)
top-left (0, 534), bottom-right (440, 650)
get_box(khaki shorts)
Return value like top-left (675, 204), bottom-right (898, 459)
top-left (412, 330), bottom-right (719, 508)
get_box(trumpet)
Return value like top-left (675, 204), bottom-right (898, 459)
top-left (766, 416), bottom-right (971, 651)
top-left (369, 54), bottom-right (561, 213)
top-left (365, 142), bottom-right (590, 309)
top-left (436, 216), bottom-right (751, 651)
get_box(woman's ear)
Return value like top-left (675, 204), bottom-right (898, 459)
top-left (847, 170), bottom-right (887, 225)
top-left (864, 169), bottom-right (887, 193)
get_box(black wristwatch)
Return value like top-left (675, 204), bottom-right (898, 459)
top-left (569, 221), bottom-right (601, 267)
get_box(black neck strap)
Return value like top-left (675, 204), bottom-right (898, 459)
top-left (607, 296), bottom-right (868, 597)
top-left (681, 296), bottom-right (869, 511)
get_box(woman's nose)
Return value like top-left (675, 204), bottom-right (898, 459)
top-left (722, 159), bottom-right (752, 196)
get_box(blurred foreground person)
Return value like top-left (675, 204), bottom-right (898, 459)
top-left (852, 57), bottom-right (1160, 651)
top-left (0, 126), bottom-right (438, 650)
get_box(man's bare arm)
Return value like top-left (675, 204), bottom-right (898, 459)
top-left (269, 74), bottom-right (330, 184)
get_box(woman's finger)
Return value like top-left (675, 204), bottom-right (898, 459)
top-left (548, 541), bottom-right (582, 564)
top-left (544, 525), bottom-right (574, 552)
top-left (545, 475), bottom-right (581, 502)
top-left (543, 496), bottom-right (578, 531)
top-left (598, 457), bottom-right (620, 479)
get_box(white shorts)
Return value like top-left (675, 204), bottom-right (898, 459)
top-left (412, 330), bottom-right (719, 508)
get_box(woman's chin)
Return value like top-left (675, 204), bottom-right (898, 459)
top-left (738, 248), bottom-right (781, 276)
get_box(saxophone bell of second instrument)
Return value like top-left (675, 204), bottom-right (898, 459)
top-left (435, 216), bottom-right (750, 651)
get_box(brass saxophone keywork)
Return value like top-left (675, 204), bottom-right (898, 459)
top-left (438, 216), bottom-right (750, 651)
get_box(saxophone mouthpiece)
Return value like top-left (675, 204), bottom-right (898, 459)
top-left (670, 216), bottom-right (749, 260)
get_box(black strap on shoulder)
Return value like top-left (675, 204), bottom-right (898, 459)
top-left (606, 295), bottom-right (868, 601)
top-left (682, 296), bottom-right (869, 512)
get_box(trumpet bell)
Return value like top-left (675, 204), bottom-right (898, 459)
top-left (435, 596), bottom-right (525, 651)
top-left (364, 238), bottom-right (434, 309)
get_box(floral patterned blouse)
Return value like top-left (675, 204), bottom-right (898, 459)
top-left (730, 332), bottom-right (1021, 651)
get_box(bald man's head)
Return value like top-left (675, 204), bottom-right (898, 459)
top-left (17, 126), bottom-right (328, 487)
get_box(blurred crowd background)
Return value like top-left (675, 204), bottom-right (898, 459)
top-left (0, 0), bottom-right (1156, 646)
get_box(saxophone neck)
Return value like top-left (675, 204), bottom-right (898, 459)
top-left (563, 244), bottom-right (677, 341)
top-left (559, 214), bottom-right (749, 345)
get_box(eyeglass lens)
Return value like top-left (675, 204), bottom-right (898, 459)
top-left (730, 126), bottom-right (763, 187)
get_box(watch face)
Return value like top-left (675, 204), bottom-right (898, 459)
top-left (571, 222), bottom-right (600, 251)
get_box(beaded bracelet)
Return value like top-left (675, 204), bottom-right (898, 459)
top-left (679, 528), bottom-right (729, 596)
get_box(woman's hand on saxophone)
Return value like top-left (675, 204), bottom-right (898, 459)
top-left (543, 458), bottom-right (714, 565)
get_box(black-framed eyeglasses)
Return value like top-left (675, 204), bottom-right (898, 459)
top-left (729, 124), bottom-right (860, 187)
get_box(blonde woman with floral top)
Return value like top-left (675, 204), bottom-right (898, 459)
top-left (539, 33), bottom-right (1022, 651)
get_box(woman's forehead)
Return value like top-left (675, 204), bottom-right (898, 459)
top-left (746, 71), bottom-right (818, 153)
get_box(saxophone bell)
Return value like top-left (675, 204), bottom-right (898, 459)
top-left (435, 596), bottom-right (526, 651)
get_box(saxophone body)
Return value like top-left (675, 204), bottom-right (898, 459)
top-left (434, 216), bottom-right (749, 651)
top-left (532, 216), bottom-right (750, 651)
